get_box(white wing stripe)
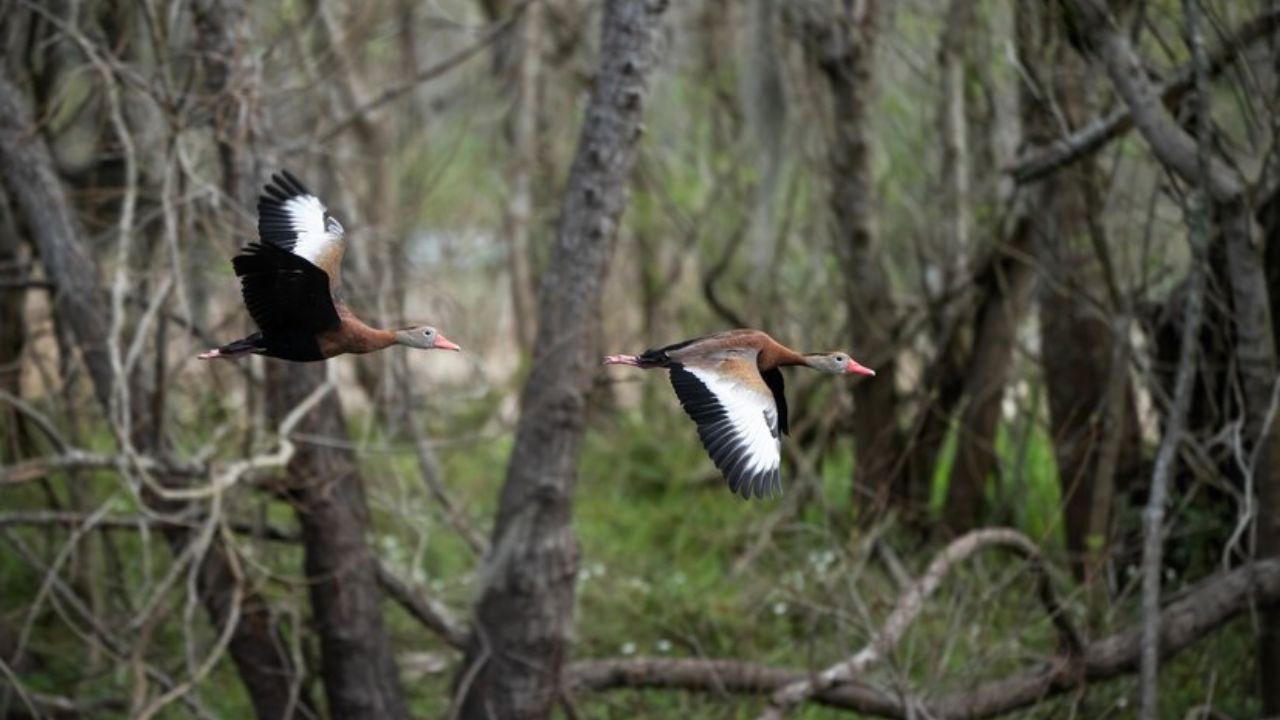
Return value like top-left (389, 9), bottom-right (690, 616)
top-left (283, 194), bottom-right (333, 265)
top-left (684, 366), bottom-right (781, 486)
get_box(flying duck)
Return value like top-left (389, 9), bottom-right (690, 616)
top-left (199, 171), bottom-right (460, 362)
top-left (604, 329), bottom-right (874, 498)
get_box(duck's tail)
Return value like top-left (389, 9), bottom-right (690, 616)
top-left (602, 349), bottom-right (669, 368)
top-left (198, 333), bottom-right (265, 360)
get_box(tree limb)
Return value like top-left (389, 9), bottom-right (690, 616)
top-left (0, 510), bottom-right (300, 543)
top-left (1058, 0), bottom-right (1245, 201)
top-left (757, 528), bottom-right (1075, 719)
top-left (300, 4), bottom-right (529, 150)
top-left (1011, 7), bottom-right (1280, 185)
top-left (375, 561), bottom-right (468, 651)
top-left (566, 559), bottom-right (1280, 719)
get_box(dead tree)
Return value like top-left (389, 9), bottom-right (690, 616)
top-left (454, 1), bottom-right (666, 717)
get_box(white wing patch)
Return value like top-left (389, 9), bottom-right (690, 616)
top-left (257, 171), bottom-right (346, 272)
top-left (282, 194), bottom-right (336, 265)
top-left (669, 364), bottom-right (782, 498)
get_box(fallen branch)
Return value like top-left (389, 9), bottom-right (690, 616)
top-left (758, 528), bottom-right (1076, 719)
top-left (568, 658), bottom-right (904, 716)
top-left (565, 559), bottom-right (1280, 719)
top-left (941, 558), bottom-right (1280, 718)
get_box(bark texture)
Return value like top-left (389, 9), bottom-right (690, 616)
top-left (268, 365), bottom-right (409, 720)
top-left (455, 1), bottom-right (665, 718)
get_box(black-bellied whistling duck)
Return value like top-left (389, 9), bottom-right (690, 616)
top-left (603, 329), bottom-right (874, 499)
top-left (198, 171), bottom-right (460, 362)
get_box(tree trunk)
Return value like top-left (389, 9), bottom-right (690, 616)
top-left (1022, 2), bottom-right (1141, 587)
top-left (0, 191), bottom-right (28, 460)
top-left (1259, 186), bottom-right (1280, 714)
top-left (944, 213), bottom-right (1036, 532)
top-left (937, 0), bottom-right (972, 265)
top-left (268, 365), bottom-right (409, 719)
top-left (0, 71), bottom-right (113, 413)
top-left (455, 1), bottom-right (665, 717)
top-left (794, 0), bottom-right (903, 516)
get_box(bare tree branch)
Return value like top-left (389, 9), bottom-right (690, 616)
top-left (299, 4), bottom-right (529, 151)
top-left (757, 528), bottom-right (1075, 719)
top-left (1011, 8), bottom-right (1280, 184)
top-left (375, 561), bottom-right (468, 651)
top-left (0, 510), bottom-right (299, 543)
top-left (567, 559), bottom-right (1280, 719)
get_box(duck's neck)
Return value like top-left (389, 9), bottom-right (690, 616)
top-left (369, 328), bottom-right (399, 352)
top-left (758, 340), bottom-right (808, 369)
top-left (341, 307), bottom-right (398, 353)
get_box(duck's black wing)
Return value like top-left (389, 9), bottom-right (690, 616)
top-left (231, 242), bottom-right (340, 335)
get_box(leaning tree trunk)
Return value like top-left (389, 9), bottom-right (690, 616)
top-left (454, 1), bottom-right (665, 718)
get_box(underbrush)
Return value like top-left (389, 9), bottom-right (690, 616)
top-left (0, 395), bottom-right (1257, 719)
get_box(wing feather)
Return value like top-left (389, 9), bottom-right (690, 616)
top-left (231, 243), bottom-right (340, 335)
top-left (256, 171), bottom-right (346, 281)
top-left (760, 367), bottom-right (789, 436)
top-left (668, 360), bottom-right (783, 499)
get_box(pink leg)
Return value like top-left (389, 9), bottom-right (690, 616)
top-left (197, 349), bottom-right (222, 360)
top-left (602, 354), bottom-right (641, 367)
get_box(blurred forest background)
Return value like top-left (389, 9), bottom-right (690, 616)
top-left (2, 0), bottom-right (1280, 717)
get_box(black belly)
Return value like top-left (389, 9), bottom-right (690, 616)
top-left (262, 333), bottom-right (326, 362)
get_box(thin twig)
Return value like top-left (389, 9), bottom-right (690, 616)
top-left (1139, 3), bottom-right (1210, 717)
top-left (294, 3), bottom-right (529, 151)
